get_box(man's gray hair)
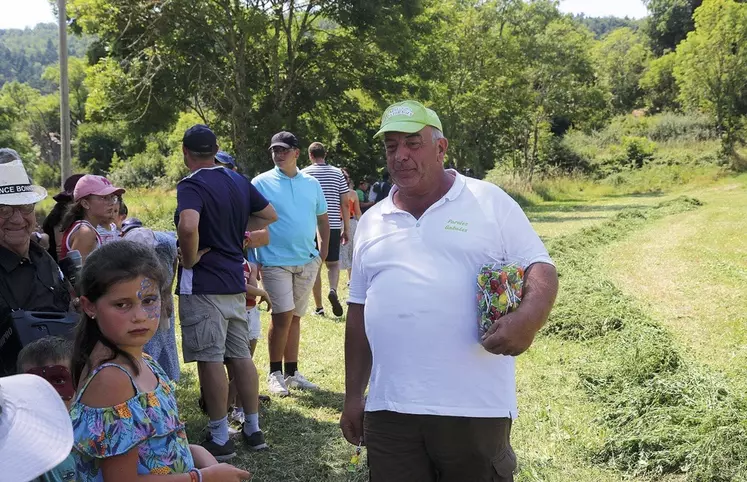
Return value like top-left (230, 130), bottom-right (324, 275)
top-left (432, 128), bottom-right (444, 143)
top-left (0, 148), bottom-right (21, 164)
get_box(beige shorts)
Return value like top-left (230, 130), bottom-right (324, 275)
top-left (179, 293), bottom-right (250, 363)
top-left (261, 257), bottom-right (322, 316)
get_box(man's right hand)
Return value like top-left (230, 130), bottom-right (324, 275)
top-left (340, 397), bottom-right (365, 445)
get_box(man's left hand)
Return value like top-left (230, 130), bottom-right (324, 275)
top-left (341, 230), bottom-right (349, 245)
top-left (481, 312), bottom-right (537, 357)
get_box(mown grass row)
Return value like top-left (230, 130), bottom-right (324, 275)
top-left (543, 196), bottom-right (747, 481)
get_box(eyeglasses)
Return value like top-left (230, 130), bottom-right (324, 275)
top-left (0, 204), bottom-right (35, 219)
top-left (90, 194), bottom-right (120, 205)
top-left (271, 147), bottom-right (291, 154)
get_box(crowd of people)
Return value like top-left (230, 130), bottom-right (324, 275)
top-left (0, 100), bottom-right (558, 482)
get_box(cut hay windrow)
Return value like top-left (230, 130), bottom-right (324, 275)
top-left (541, 196), bottom-right (747, 481)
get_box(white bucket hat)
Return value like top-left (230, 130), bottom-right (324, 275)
top-left (0, 374), bottom-right (74, 481)
top-left (0, 160), bottom-right (48, 205)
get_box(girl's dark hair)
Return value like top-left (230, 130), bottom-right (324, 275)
top-left (71, 240), bottom-right (167, 387)
top-left (42, 201), bottom-right (71, 262)
top-left (60, 199), bottom-right (87, 233)
top-left (119, 200), bottom-right (128, 216)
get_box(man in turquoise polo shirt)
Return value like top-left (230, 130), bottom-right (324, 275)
top-left (252, 131), bottom-right (330, 396)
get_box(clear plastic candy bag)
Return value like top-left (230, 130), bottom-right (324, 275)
top-left (477, 263), bottom-right (524, 337)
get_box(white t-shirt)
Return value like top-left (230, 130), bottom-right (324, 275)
top-left (349, 171), bottom-right (553, 418)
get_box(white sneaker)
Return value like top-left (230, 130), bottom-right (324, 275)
top-left (267, 371), bottom-right (290, 397)
top-left (229, 407), bottom-right (245, 426)
top-left (285, 371), bottom-right (319, 391)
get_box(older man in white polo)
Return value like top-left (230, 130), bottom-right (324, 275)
top-left (340, 100), bottom-right (559, 482)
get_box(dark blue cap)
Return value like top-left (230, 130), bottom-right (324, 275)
top-left (215, 151), bottom-right (236, 168)
top-left (183, 124), bottom-right (217, 153)
top-left (121, 217), bottom-right (143, 235)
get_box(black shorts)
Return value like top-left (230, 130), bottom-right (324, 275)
top-left (326, 228), bottom-right (341, 262)
top-left (315, 228), bottom-right (342, 262)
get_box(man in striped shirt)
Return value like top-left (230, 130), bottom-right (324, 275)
top-left (302, 142), bottom-right (350, 317)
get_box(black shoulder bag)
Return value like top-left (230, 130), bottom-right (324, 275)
top-left (0, 271), bottom-right (78, 376)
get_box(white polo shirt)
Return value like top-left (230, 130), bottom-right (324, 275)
top-left (349, 171), bottom-right (553, 418)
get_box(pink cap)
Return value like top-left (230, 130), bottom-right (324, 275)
top-left (73, 175), bottom-right (125, 201)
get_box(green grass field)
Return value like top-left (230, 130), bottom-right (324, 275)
top-left (76, 171), bottom-right (747, 482)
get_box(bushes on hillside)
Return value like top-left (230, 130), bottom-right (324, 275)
top-left (109, 142), bottom-right (166, 188)
top-left (551, 113), bottom-right (718, 177)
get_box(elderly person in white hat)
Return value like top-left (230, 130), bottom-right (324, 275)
top-left (0, 373), bottom-right (75, 482)
top-left (0, 160), bottom-right (74, 376)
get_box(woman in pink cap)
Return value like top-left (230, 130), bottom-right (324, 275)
top-left (59, 175), bottom-right (125, 262)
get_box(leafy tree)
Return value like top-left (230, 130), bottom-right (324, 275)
top-left (409, 0), bottom-right (605, 180)
top-left (0, 81), bottom-right (60, 166)
top-left (594, 28), bottom-right (651, 113)
top-left (70, 0), bottom-right (424, 174)
top-left (41, 57), bottom-right (89, 125)
top-left (640, 52), bottom-right (680, 112)
top-left (674, 0), bottom-right (747, 166)
top-left (75, 122), bottom-right (125, 174)
top-left (643, 0), bottom-right (703, 54)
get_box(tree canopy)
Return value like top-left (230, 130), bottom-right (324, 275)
top-left (2, 0), bottom-right (747, 185)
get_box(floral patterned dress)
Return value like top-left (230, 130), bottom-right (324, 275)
top-left (70, 354), bottom-right (195, 480)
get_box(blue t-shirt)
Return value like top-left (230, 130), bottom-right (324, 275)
top-left (252, 167), bottom-right (327, 267)
top-left (175, 167), bottom-right (269, 295)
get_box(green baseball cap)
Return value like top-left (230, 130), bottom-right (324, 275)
top-left (374, 100), bottom-right (443, 138)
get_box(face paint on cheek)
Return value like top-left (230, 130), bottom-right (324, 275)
top-left (138, 278), bottom-right (154, 300)
top-left (138, 277), bottom-right (161, 321)
top-left (143, 300), bottom-right (161, 321)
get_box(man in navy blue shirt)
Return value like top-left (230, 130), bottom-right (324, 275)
top-left (175, 125), bottom-right (277, 460)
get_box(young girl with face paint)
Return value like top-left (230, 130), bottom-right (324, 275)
top-left (69, 241), bottom-right (250, 482)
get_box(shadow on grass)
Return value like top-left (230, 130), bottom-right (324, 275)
top-left (293, 389), bottom-right (345, 412)
top-left (175, 368), bottom-right (364, 482)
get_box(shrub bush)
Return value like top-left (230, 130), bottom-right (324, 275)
top-left (645, 113), bottom-right (715, 143)
top-left (109, 142), bottom-right (166, 188)
top-left (622, 136), bottom-right (656, 168)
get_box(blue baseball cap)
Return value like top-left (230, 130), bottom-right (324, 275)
top-left (215, 151), bottom-right (236, 168)
top-left (182, 124), bottom-right (217, 153)
top-left (121, 217), bottom-right (143, 235)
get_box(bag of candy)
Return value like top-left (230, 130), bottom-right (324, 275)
top-left (477, 263), bottom-right (524, 337)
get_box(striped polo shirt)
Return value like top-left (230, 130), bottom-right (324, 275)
top-left (301, 163), bottom-right (348, 229)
